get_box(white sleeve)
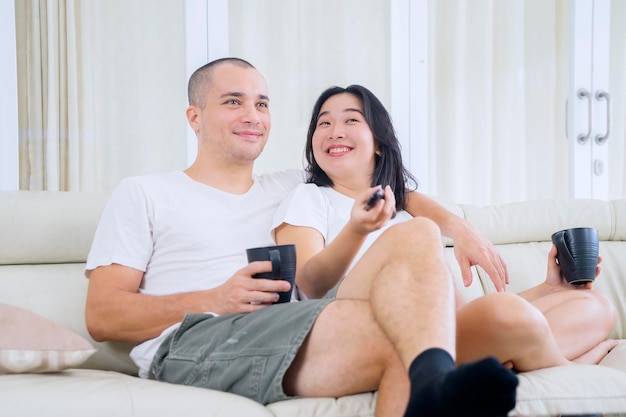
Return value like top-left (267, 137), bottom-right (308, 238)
top-left (85, 178), bottom-right (154, 276)
top-left (258, 169), bottom-right (306, 195)
top-left (271, 183), bottom-right (329, 241)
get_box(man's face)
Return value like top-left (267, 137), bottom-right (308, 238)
top-left (191, 63), bottom-right (271, 165)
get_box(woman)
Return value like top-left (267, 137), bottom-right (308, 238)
top-left (272, 84), bottom-right (617, 370)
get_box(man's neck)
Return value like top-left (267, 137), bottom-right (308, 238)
top-left (184, 159), bottom-right (254, 195)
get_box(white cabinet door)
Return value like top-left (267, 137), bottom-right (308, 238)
top-left (567, 0), bottom-right (612, 199)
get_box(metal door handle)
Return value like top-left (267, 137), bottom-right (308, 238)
top-left (595, 90), bottom-right (610, 144)
top-left (577, 89), bottom-right (592, 144)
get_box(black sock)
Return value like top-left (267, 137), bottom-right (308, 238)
top-left (403, 348), bottom-right (519, 417)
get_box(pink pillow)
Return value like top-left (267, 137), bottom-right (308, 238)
top-left (0, 304), bottom-right (96, 373)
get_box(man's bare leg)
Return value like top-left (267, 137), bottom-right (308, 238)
top-left (368, 218), bottom-right (518, 416)
top-left (283, 299), bottom-right (410, 417)
top-left (285, 217), bottom-right (518, 417)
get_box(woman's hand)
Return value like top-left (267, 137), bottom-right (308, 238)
top-left (545, 244), bottom-right (601, 290)
top-left (348, 186), bottom-right (396, 235)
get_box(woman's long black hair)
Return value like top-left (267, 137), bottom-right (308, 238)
top-left (305, 85), bottom-right (418, 210)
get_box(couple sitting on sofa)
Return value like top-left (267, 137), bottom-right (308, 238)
top-left (84, 57), bottom-right (617, 417)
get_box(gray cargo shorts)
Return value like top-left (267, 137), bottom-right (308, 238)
top-left (151, 298), bottom-right (333, 405)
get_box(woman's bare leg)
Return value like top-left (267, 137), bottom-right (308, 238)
top-left (517, 245), bottom-right (618, 362)
top-left (528, 290), bottom-right (617, 362)
top-left (455, 292), bottom-right (570, 371)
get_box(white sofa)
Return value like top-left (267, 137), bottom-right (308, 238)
top-left (1, 190), bottom-right (625, 417)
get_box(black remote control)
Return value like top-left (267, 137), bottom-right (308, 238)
top-left (365, 188), bottom-right (384, 210)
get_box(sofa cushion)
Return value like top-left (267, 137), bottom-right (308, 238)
top-left (0, 369), bottom-right (274, 417)
top-left (515, 359), bottom-right (626, 415)
top-left (0, 304), bottom-right (96, 374)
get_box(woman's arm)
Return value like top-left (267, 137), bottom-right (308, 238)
top-left (274, 222), bottom-right (367, 299)
top-left (275, 186), bottom-right (396, 299)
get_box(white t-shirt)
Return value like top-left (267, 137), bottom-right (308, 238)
top-left (271, 183), bottom-right (413, 276)
top-left (86, 170), bottom-right (304, 378)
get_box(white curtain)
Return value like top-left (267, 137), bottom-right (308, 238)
top-left (428, 0), bottom-right (570, 205)
top-left (228, 0), bottom-right (392, 176)
top-left (429, 0), bottom-right (625, 204)
top-left (16, 0), bottom-right (78, 190)
top-left (15, 0), bottom-right (188, 192)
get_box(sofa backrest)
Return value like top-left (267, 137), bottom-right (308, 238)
top-left (1, 191), bottom-right (625, 374)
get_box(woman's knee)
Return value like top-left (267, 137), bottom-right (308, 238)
top-left (460, 293), bottom-right (550, 340)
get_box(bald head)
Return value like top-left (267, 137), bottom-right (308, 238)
top-left (188, 58), bottom-right (256, 108)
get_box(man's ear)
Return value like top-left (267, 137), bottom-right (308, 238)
top-left (186, 106), bottom-right (200, 133)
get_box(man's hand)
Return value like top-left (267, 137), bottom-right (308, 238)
top-left (212, 261), bottom-right (292, 314)
top-left (402, 191), bottom-right (508, 291)
top-left (452, 220), bottom-right (509, 291)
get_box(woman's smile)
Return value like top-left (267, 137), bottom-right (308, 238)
top-left (327, 145), bottom-right (353, 156)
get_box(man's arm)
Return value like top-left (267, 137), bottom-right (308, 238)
top-left (405, 192), bottom-right (509, 291)
top-left (85, 262), bottom-right (291, 343)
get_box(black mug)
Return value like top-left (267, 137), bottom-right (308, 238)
top-left (551, 227), bottom-right (599, 285)
top-left (246, 244), bottom-right (296, 304)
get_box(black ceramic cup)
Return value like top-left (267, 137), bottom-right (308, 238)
top-left (246, 244), bottom-right (296, 304)
top-left (551, 227), bottom-right (599, 285)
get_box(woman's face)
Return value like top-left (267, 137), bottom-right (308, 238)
top-left (312, 93), bottom-right (378, 187)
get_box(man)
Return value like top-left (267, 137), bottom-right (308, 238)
top-left (85, 57), bottom-right (518, 417)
